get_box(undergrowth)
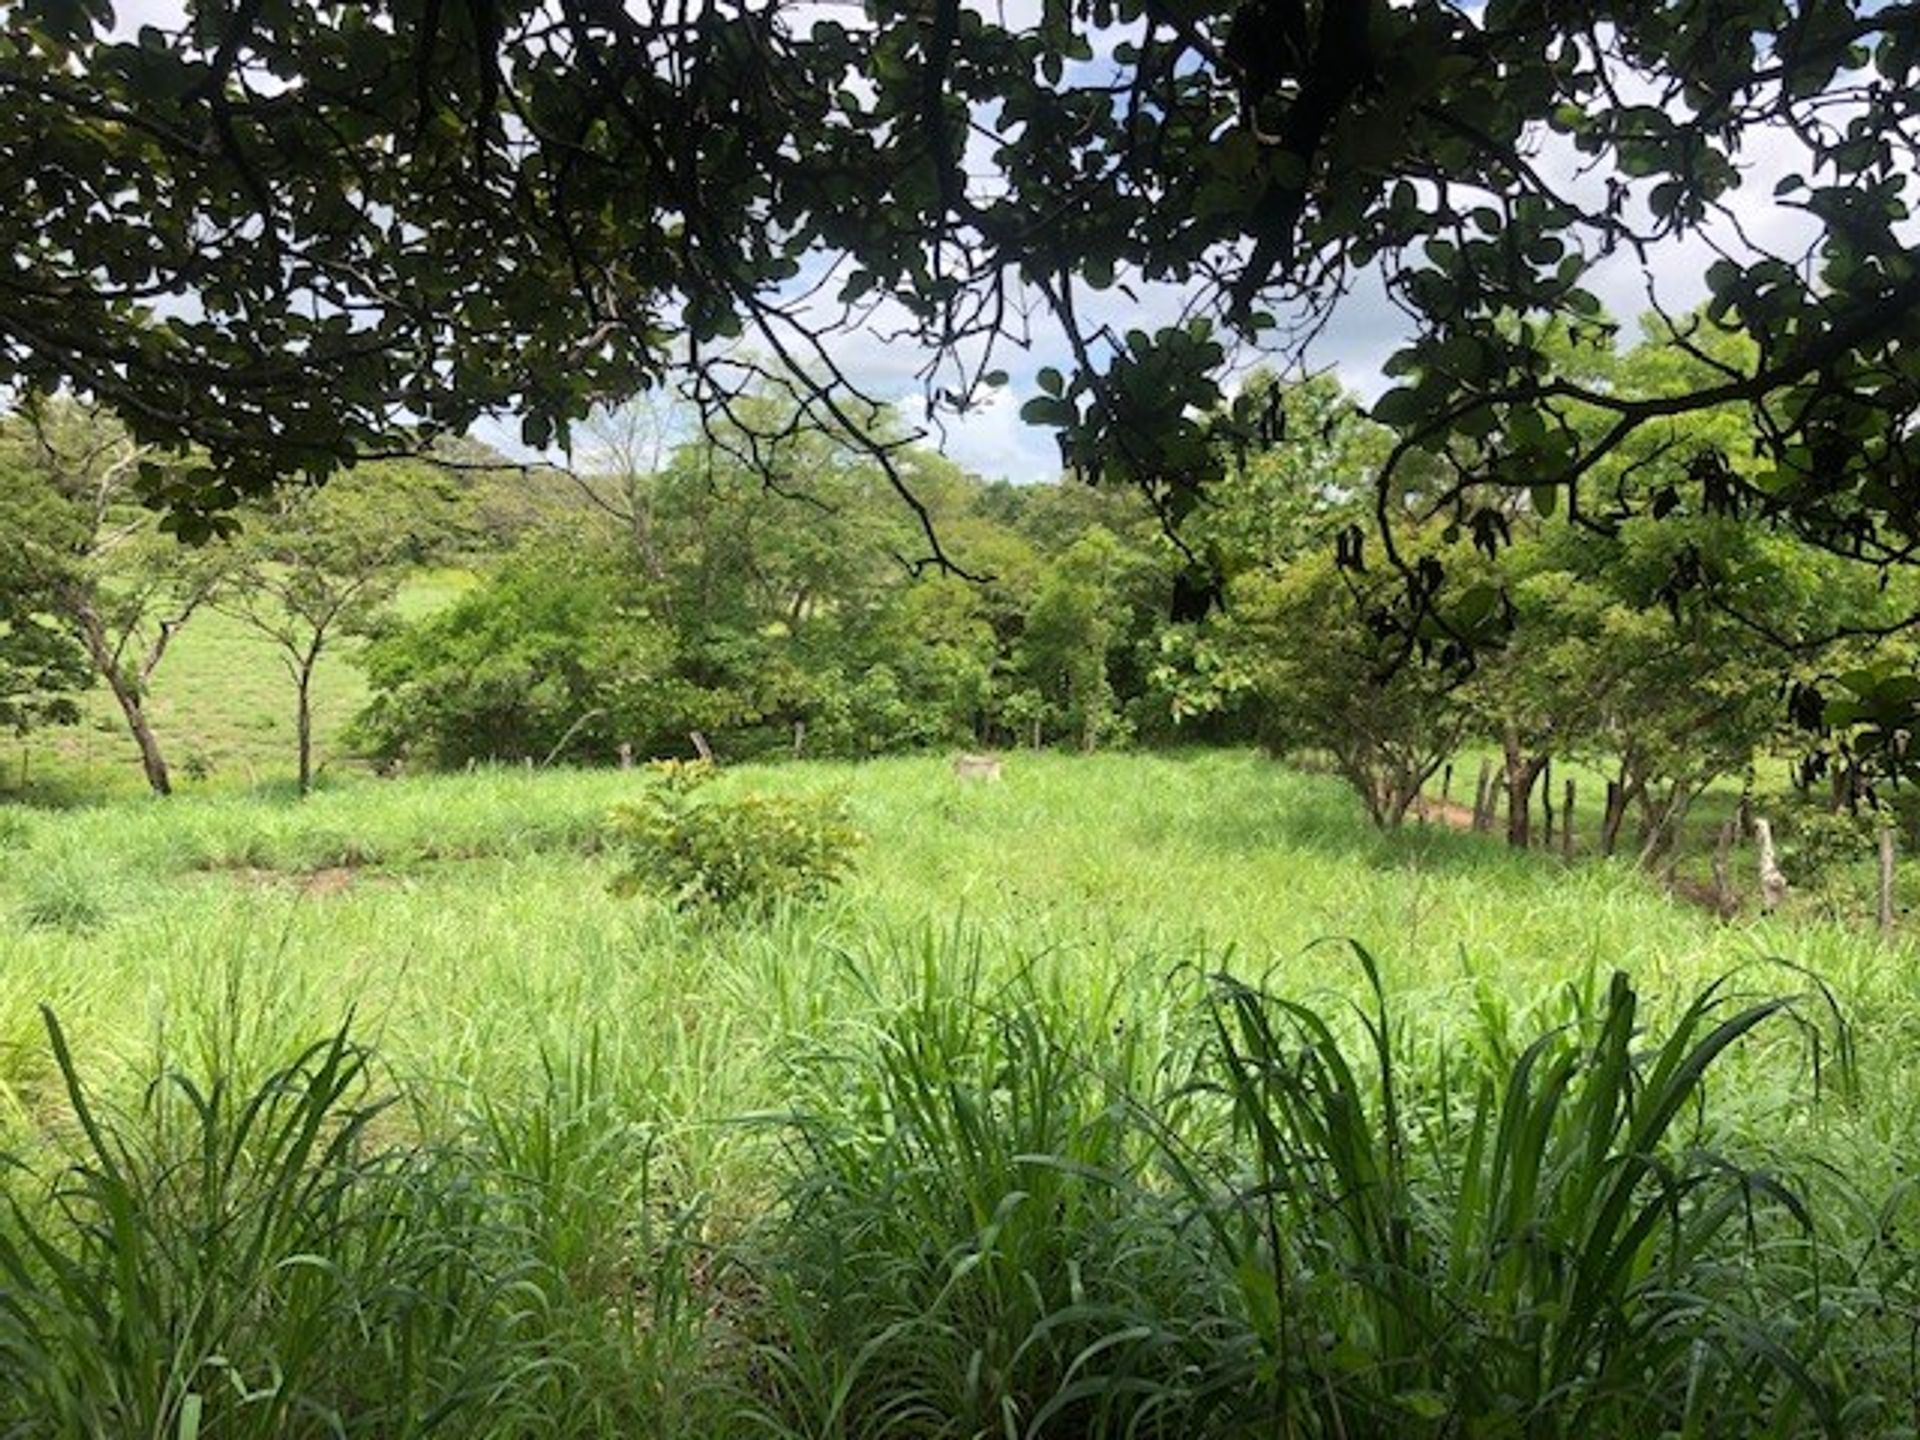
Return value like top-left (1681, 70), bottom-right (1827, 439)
top-left (4, 945), bottom-right (1910, 1438)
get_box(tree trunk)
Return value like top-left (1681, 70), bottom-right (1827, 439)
top-left (1471, 759), bottom-right (1494, 832)
top-left (67, 595), bottom-right (172, 796)
top-left (1561, 778), bottom-right (1576, 861)
top-left (118, 682), bottom-right (171, 797)
top-left (295, 664), bottom-right (315, 797)
top-left (1600, 770), bottom-right (1642, 859)
top-left (1541, 760), bottom-right (1556, 847)
top-left (1502, 738), bottom-right (1547, 850)
top-left (1637, 782), bottom-right (1696, 874)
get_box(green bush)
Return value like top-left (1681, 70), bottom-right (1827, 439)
top-left (1779, 803), bottom-right (1877, 884)
top-left (608, 764), bottom-right (862, 911)
top-left (12, 841), bottom-right (119, 933)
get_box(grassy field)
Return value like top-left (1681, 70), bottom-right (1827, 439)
top-left (5, 569), bottom-right (470, 799)
top-left (2, 752), bottom-right (1918, 1435)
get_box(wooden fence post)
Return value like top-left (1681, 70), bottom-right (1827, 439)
top-left (1754, 818), bottom-right (1788, 912)
top-left (1879, 819), bottom-right (1897, 933)
top-left (1472, 759), bottom-right (1493, 832)
top-left (617, 742), bottom-right (634, 771)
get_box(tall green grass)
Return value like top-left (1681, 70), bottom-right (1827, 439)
top-left (9, 951), bottom-right (1905, 1438)
top-left (0, 1011), bottom-right (708, 1439)
top-left (2, 753), bottom-right (1919, 1433)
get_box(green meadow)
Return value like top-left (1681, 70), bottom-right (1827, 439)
top-left (6, 570), bottom-right (471, 799)
top-left (3, 752), bottom-right (1917, 1436)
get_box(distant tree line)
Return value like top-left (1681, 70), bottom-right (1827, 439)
top-left (4, 317), bottom-right (1917, 880)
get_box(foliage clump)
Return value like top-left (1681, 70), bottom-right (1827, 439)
top-left (608, 761), bottom-right (862, 912)
top-left (12, 839), bottom-right (119, 934)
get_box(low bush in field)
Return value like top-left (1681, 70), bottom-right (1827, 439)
top-left (1780, 803), bottom-right (1879, 885)
top-left (11, 839), bottom-right (123, 933)
top-left (608, 761), bottom-right (863, 911)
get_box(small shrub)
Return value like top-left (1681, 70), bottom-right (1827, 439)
top-left (14, 847), bottom-right (116, 933)
top-left (608, 767), bottom-right (861, 911)
top-left (1779, 804), bottom-right (1876, 885)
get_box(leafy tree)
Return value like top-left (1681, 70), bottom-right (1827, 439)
top-left (10, 0), bottom-right (1918, 644)
top-left (0, 399), bottom-right (221, 795)
top-left (1214, 550), bottom-right (1471, 829)
top-left (0, 585), bottom-right (88, 745)
top-left (352, 543), bottom-right (672, 769)
top-left (1461, 321), bottom-right (1907, 855)
top-left (1459, 554), bottom-right (1594, 848)
top-left (220, 464), bottom-right (460, 794)
top-left (1577, 517), bottom-right (1890, 866)
top-left (1017, 529), bottom-right (1129, 752)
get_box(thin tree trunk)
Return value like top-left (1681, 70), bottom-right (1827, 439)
top-left (1601, 772), bottom-right (1640, 858)
top-left (1541, 760), bottom-right (1556, 846)
top-left (1471, 759), bottom-right (1494, 832)
top-left (118, 681), bottom-right (171, 797)
top-left (1638, 783), bottom-right (1696, 875)
top-left (295, 663), bottom-right (315, 797)
top-left (68, 595), bottom-right (172, 796)
top-left (1561, 778), bottom-right (1576, 861)
top-left (98, 651), bottom-right (171, 795)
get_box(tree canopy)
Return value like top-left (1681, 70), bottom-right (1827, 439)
top-left (8, 1), bottom-right (1915, 527)
top-left (8, 0), bottom-right (1920, 763)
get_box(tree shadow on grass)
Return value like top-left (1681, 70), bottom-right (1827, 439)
top-left (1164, 767), bottom-right (1593, 884)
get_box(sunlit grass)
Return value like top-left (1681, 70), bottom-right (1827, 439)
top-left (2, 751), bottom-right (1917, 1434)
